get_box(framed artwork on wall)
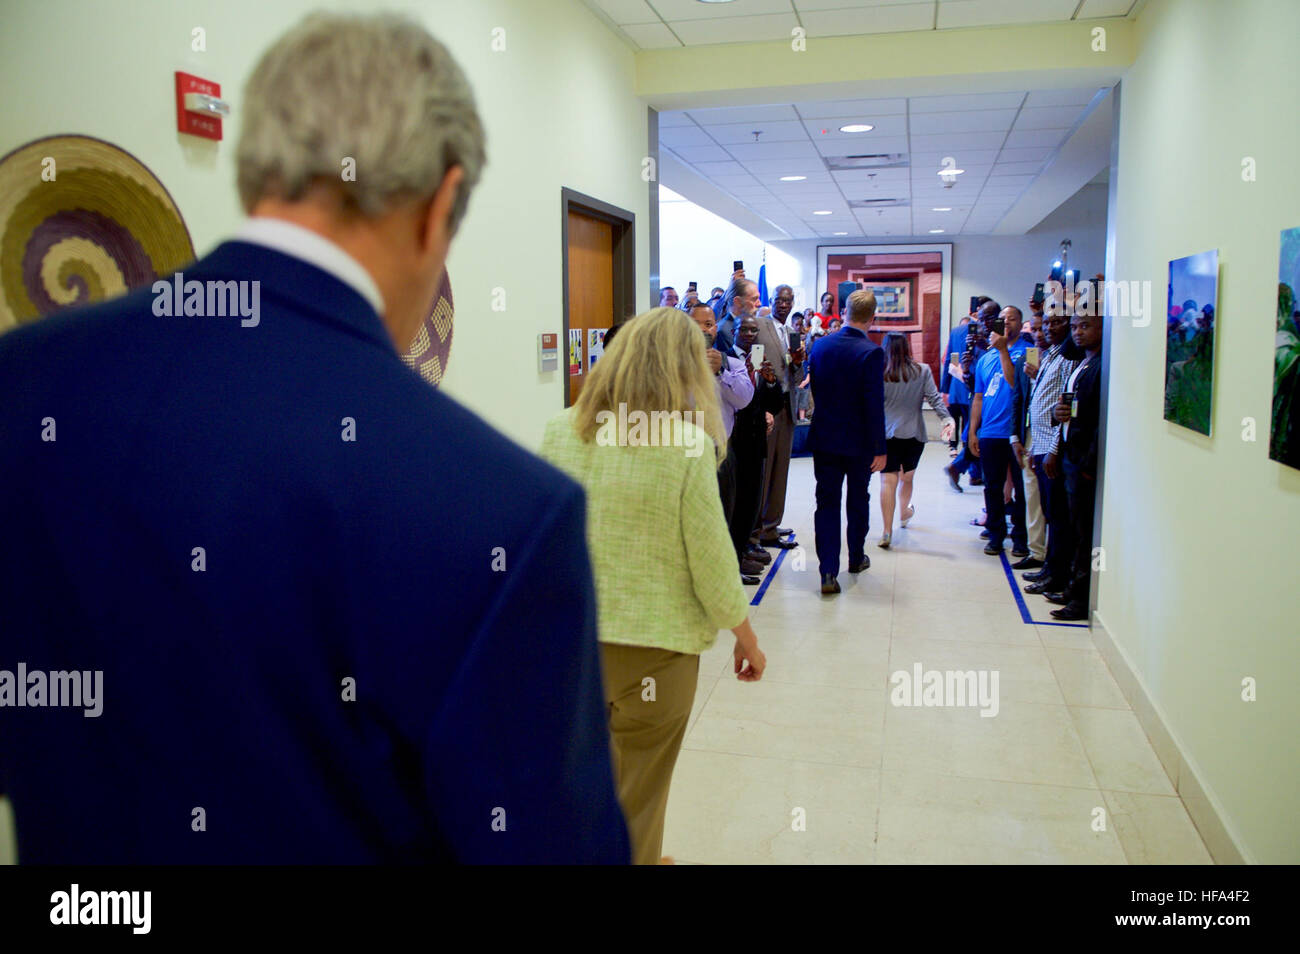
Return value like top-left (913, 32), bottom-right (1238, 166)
top-left (1163, 249), bottom-right (1219, 436)
top-left (1270, 226), bottom-right (1300, 469)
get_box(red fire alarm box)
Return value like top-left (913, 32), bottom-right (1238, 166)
top-left (175, 71), bottom-right (227, 141)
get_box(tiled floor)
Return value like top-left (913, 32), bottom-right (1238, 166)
top-left (664, 450), bottom-right (1212, 865)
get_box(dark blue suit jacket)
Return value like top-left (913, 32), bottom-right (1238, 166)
top-left (806, 326), bottom-right (886, 458)
top-left (0, 241), bottom-right (630, 864)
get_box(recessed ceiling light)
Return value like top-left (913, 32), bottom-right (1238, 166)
top-left (937, 168), bottom-right (965, 175)
top-left (931, 207), bottom-right (952, 212)
top-left (839, 124), bottom-right (873, 133)
top-left (833, 232), bottom-right (848, 236)
top-left (929, 229), bottom-right (945, 233)
top-left (779, 175), bottom-right (806, 181)
top-left (813, 210), bottom-right (833, 215)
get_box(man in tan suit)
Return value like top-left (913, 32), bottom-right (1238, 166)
top-left (752, 284), bottom-right (803, 550)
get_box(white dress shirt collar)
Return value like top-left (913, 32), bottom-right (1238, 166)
top-left (232, 218), bottom-right (386, 317)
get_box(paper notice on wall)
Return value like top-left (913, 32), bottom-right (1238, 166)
top-left (569, 328), bottom-right (583, 376)
top-left (588, 328), bottom-right (607, 369)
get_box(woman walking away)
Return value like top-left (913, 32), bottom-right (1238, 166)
top-left (540, 306), bottom-right (767, 865)
top-left (879, 332), bottom-right (953, 548)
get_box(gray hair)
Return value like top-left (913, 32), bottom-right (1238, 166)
top-left (236, 12), bottom-right (486, 231)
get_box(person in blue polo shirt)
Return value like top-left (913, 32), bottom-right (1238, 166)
top-left (969, 305), bottom-right (1030, 556)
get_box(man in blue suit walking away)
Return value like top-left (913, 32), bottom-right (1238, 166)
top-left (0, 12), bottom-right (629, 864)
top-left (806, 290), bottom-right (888, 595)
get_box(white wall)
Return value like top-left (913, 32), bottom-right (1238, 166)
top-left (658, 188), bottom-right (805, 310)
top-left (0, 0), bottom-right (649, 451)
top-left (769, 183), bottom-right (1108, 333)
top-left (1099, 0), bottom-right (1300, 864)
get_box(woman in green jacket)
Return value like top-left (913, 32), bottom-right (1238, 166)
top-left (540, 306), bottom-right (766, 865)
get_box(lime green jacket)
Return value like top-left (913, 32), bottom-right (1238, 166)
top-left (539, 408), bottom-right (749, 654)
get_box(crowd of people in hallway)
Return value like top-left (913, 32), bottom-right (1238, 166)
top-left (0, 10), bottom-right (1114, 871)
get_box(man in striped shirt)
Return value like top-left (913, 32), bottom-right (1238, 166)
top-left (1021, 307), bottom-right (1079, 596)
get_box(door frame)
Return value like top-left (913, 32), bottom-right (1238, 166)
top-left (561, 187), bottom-right (636, 408)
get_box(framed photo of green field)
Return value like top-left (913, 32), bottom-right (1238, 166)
top-left (1163, 249), bottom-right (1219, 435)
top-left (1270, 226), bottom-right (1300, 469)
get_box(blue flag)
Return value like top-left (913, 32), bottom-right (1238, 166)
top-left (758, 264), bottom-right (769, 307)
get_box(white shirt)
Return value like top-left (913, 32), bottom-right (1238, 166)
top-left (232, 218), bottom-right (386, 316)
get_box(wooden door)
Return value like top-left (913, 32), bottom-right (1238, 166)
top-left (566, 210), bottom-right (615, 406)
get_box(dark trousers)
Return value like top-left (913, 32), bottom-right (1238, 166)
top-left (729, 435), bottom-right (766, 565)
top-left (1063, 456), bottom-right (1096, 607)
top-left (979, 438), bottom-right (1026, 550)
top-left (717, 440), bottom-right (737, 526)
top-left (812, 451), bottom-right (871, 577)
top-left (951, 418), bottom-right (983, 480)
top-left (948, 402), bottom-right (968, 447)
top-left (1033, 452), bottom-right (1074, 587)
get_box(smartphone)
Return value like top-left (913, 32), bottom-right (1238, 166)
top-left (733, 260), bottom-right (743, 273)
top-left (789, 331), bottom-right (802, 351)
top-left (1033, 282), bottom-right (1045, 302)
top-left (1060, 391), bottom-right (1074, 423)
top-left (987, 316), bottom-right (1005, 335)
top-left (749, 343), bottom-right (765, 368)
top-left (969, 295), bottom-right (981, 314)
top-left (1025, 346), bottom-right (1040, 367)
top-left (688, 281), bottom-right (697, 291)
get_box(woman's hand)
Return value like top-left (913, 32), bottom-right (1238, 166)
top-left (940, 420), bottom-right (954, 443)
top-left (731, 618), bottom-right (765, 681)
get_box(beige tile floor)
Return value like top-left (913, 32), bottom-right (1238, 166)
top-left (664, 450), bottom-right (1213, 865)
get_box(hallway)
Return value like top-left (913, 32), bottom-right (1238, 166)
top-left (665, 452), bottom-right (1213, 865)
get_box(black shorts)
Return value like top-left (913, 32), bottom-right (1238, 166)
top-left (885, 437), bottom-right (925, 473)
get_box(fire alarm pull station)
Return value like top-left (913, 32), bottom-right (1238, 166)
top-left (175, 71), bottom-right (229, 141)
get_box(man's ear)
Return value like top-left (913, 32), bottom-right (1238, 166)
top-left (421, 165), bottom-right (466, 254)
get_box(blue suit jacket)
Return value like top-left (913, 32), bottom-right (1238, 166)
top-left (940, 322), bottom-right (970, 402)
top-left (806, 326), bottom-right (886, 458)
top-left (0, 241), bottom-right (630, 864)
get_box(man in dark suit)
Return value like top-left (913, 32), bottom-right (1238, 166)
top-left (806, 290), bottom-right (887, 594)
top-left (1043, 308), bottom-right (1104, 621)
top-left (0, 12), bottom-right (628, 864)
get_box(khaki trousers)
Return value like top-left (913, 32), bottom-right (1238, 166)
top-left (599, 642), bottom-right (700, 865)
top-left (1022, 432), bottom-right (1047, 560)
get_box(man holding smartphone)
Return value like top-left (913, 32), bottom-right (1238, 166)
top-left (968, 304), bottom-right (1030, 557)
top-left (753, 284), bottom-right (802, 551)
top-left (1041, 307), bottom-right (1104, 621)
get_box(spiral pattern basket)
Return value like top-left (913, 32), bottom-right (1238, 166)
top-left (0, 134), bottom-right (194, 334)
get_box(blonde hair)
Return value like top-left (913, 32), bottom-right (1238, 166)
top-left (572, 307), bottom-right (727, 466)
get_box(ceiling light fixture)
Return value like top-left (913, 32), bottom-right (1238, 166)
top-left (839, 123), bottom-right (874, 133)
top-left (931, 207), bottom-right (952, 212)
top-left (833, 231), bottom-right (848, 236)
top-left (779, 175), bottom-right (806, 181)
top-left (937, 168), bottom-right (965, 175)
top-left (929, 229), bottom-right (945, 233)
top-left (813, 210), bottom-right (833, 215)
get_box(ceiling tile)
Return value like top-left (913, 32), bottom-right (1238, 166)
top-left (910, 108), bottom-right (1019, 135)
top-left (1023, 88), bottom-right (1102, 108)
top-left (795, 98), bottom-right (908, 119)
top-left (992, 160), bottom-right (1045, 175)
top-left (693, 160), bottom-right (749, 176)
top-left (910, 91), bottom-right (1025, 113)
top-left (1013, 105), bottom-right (1082, 130)
top-left (814, 135), bottom-right (910, 157)
top-left (648, 0), bottom-right (793, 20)
top-left (802, 114), bottom-right (909, 138)
top-left (937, 0), bottom-right (1080, 31)
top-left (1002, 128), bottom-right (1069, 149)
top-left (686, 104), bottom-right (800, 125)
top-left (590, 0), bottom-right (660, 25)
top-left (660, 125), bottom-right (714, 147)
top-left (994, 146), bottom-right (1052, 162)
top-left (657, 110), bottom-right (695, 128)
top-left (668, 144), bottom-right (733, 162)
top-left (668, 12), bottom-right (799, 45)
top-left (1076, 0), bottom-right (1136, 17)
top-left (704, 120), bottom-right (810, 144)
top-left (727, 140), bottom-right (822, 160)
top-left (909, 131), bottom-right (1008, 152)
top-left (800, 3), bottom-right (937, 36)
top-left (618, 21), bottom-right (682, 48)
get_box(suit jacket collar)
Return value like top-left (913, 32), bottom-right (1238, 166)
top-left (189, 241), bottom-right (397, 354)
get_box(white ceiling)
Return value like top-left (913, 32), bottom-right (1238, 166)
top-left (585, 0), bottom-right (1141, 49)
top-left (659, 88), bottom-right (1105, 238)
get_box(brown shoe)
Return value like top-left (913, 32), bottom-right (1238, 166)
top-left (820, 573), bottom-right (841, 594)
top-left (740, 557), bottom-right (764, 575)
top-left (747, 546), bottom-right (772, 565)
